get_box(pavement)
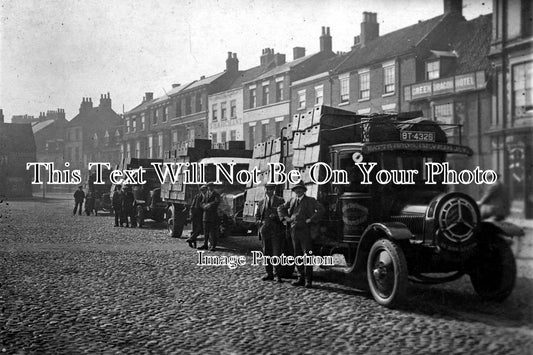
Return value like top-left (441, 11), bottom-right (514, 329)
top-left (0, 196), bottom-right (533, 354)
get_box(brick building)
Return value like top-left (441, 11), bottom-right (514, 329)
top-left (208, 54), bottom-right (274, 146)
top-left (242, 28), bottom-right (336, 148)
top-left (403, 13), bottom-right (493, 198)
top-left (0, 110), bottom-right (36, 197)
top-left (31, 109), bottom-right (68, 170)
top-left (64, 94), bottom-right (123, 171)
top-left (488, 0), bottom-right (533, 218)
top-left (122, 53), bottom-right (242, 160)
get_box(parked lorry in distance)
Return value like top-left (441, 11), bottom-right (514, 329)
top-left (86, 169), bottom-right (112, 213)
top-left (243, 104), bottom-right (524, 308)
top-left (115, 158), bottom-right (167, 227)
top-left (161, 140), bottom-right (253, 238)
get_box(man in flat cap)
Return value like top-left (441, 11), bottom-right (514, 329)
top-left (198, 182), bottom-right (221, 251)
top-left (73, 186), bottom-right (85, 216)
top-left (186, 184), bottom-right (207, 248)
top-left (256, 184), bottom-right (285, 282)
top-left (278, 180), bottom-right (324, 288)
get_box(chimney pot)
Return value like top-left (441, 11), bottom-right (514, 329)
top-left (228, 51), bottom-right (232, 58)
top-left (319, 25), bottom-right (332, 53)
top-left (172, 83), bottom-right (180, 88)
top-left (201, 75), bottom-right (205, 79)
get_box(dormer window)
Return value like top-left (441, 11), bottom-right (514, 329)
top-left (426, 60), bottom-right (440, 80)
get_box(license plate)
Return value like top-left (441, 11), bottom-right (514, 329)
top-left (400, 131), bottom-right (435, 142)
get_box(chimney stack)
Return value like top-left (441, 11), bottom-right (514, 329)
top-left (274, 53), bottom-right (286, 66)
top-left (293, 47), bottom-right (306, 60)
top-left (260, 48), bottom-right (275, 66)
top-left (144, 92), bottom-right (154, 102)
top-left (443, 0), bottom-right (462, 15)
top-left (99, 92), bottom-right (112, 109)
top-left (351, 36), bottom-right (361, 50)
top-left (360, 12), bottom-right (379, 47)
top-left (226, 51), bottom-right (239, 73)
top-left (319, 26), bottom-right (332, 53)
top-left (171, 83), bottom-right (180, 88)
top-left (0, 109), bottom-right (4, 123)
top-left (79, 97), bottom-right (94, 113)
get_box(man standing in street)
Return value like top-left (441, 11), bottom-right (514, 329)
top-left (186, 184), bottom-right (207, 248)
top-left (112, 185), bottom-right (123, 227)
top-left (198, 182), bottom-right (220, 251)
top-left (122, 185), bottom-right (136, 228)
top-left (73, 186), bottom-right (85, 216)
top-left (278, 181), bottom-right (324, 288)
top-left (256, 184), bottom-right (285, 283)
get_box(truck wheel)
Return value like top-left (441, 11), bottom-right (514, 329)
top-left (469, 237), bottom-right (516, 302)
top-left (167, 204), bottom-right (185, 238)
top-left (367, 238), bottom-right (408, 308)
top-left (136, 205), bottom-right (145, 228)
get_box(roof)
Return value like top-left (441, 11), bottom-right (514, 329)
top-left (0, 122), bottom-right (36, 153)
top-left (149, 81), bottom-right (197, 106)
top-left (183, 72), bottom-right (226, 91)
top-left (227, 65), bottom-right (272, 91)
top-left (125, 99), bottom-right (154, 115)
top-left (291, 53), bottom-right (351, 86)
top-left (31, 119), bottom-right (55, 133)
top-left (335, 14), bottom-right (445, 73)
top-left (449, 14), bottom-right (492, 75)
top-left (252, 53), bottom-right (317, 82)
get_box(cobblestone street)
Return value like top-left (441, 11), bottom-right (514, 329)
top-left (1, 196), bottom-right (532, 354)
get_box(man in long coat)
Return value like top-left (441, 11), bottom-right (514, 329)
top-left (256, 184), bottom-right (285, 282)
top-left (186, 184), bottom-right (207, 248)
top-left (198, 182), bottom-right (221, 251)
top-left (278, 181), bottom-right (324, 288)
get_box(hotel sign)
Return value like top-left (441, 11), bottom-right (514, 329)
top-left (404, 71), bottom-right (486, 101)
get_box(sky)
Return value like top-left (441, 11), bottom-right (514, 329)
top-left (0, 0), bottom-right (492, 121)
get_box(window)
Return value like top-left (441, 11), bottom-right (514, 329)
top-left (221, 131), bottom-right (227, 143)
top-left (140, 114), bottom-right (145, 131)
top-left (249, 88), bottom-right (257, 108)
top-left (212, 132), bottom-right (217, 144)
top-left (262, 85), bottom-right (270, 106)
top-left (434, 103), bottom-right (454, 137)
top-left (426, 61), bottom-right (440, 80)
top-left (132, 117), bottom-right (137, 132)
top-left (158, 133), bottom-right (163, 158)
top-left (221, 102), bottom-right (227, 120)
top-left (513, 61), bottom-right (533, 118)
top-left (185, 96), bottom-right (192, 115)
top-left (163, 107), bottom-right (168, 122)
top-left (152, 110), bottom-right (157, 125)
top-left (315, 85), bottom-right (323, 105)
top-left (298, 90), bottom-right (306, 109)
top-left (176, 100), bottom-right (182, 117)
top-left (340, 75), bottom-right (349, 103)
top-left (359, 72), bottom-right (369, 100)
top-left (195, 94), bottom-right (202, 112)
top-left (261, 122), bottom-right (268, 141)
top-left (274, 121), bottom-right (282, 136)
top-left (276, 81), bottom-right (284, 101)
top-left (248, 125), bottom-right (255, 148)
top-left (384, 65), bottom-right (395, 94)
top-left (126, 119), bottom-right (131, 133)
top-left (187, 127), bottom-right (195, 140)
top-left (230, 100), bottom-right (237, 118)
top-left (230, 130), bottom-right (236, 141)
top-left (212, 104), bottom-right (218, 121)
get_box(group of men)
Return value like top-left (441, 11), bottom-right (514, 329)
top-left (256, 180), bottom-right (324, 288)
top-left (111, 185), bottom-right (136, 227)
top-left (185, 182), bottom-right (221, 251)
top-left (72, 186), bottom-right (98, 216)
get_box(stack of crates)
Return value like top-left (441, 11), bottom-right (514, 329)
top-left (243, 105), bottom-right (361, 222)
top-left (161, 140), bottom-right (251, 204)
top-left (287, 105), bottom-right (361, 200)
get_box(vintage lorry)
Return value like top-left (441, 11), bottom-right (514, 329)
top-left (243, 104), bottom-right (524, 308)
top-left (161, 140), bottom-right (253, 238)
top-left (115, 158), bottom-right (167, 227)
top-left (86, 169), bottom-right (112, 213)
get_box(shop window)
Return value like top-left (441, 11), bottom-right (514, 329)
top-left (513, 61), bottom-right (533, 118)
